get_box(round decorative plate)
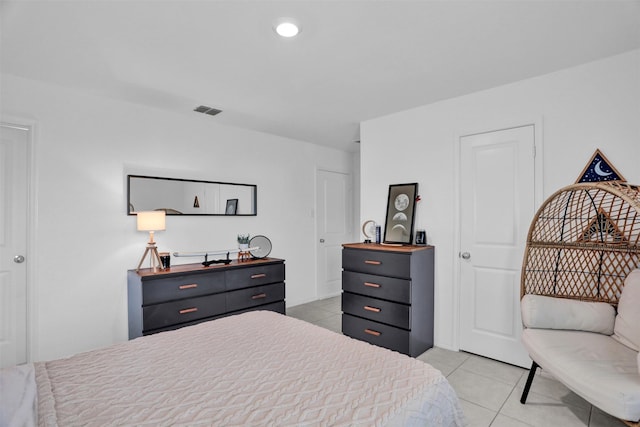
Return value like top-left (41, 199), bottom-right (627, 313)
top-left (362, 220), bottom-right (377, 239)
top-left (249, 235), bottom-right (272, 258)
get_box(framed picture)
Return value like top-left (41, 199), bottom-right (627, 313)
top-left (383, 183), bottom-right (418, 244)
top-left (225, 199), bottom-right (238, 215)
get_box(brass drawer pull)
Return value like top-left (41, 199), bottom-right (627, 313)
top-left (252, 293), bottom-right (267, 300)
top-left (251, 273), bottom-right (267, 279)
top-left (363, 282), bottom-right (380, 288)
top-left (364, 305), bottom-right (381, 313)
top-left (179, 307), bottom-right (198, 314)
top-left (179, 284), bottom-right (198, 290)
top-left (364, 328), bottom-right (381, 337)
top-left (364, 260), bottom-right (381, 265)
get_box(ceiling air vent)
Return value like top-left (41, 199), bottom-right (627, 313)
top-left (194, 105), bottom-right (222, 116)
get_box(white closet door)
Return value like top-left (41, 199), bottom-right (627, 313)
top-left (0, 124), bottom-right (29, 368)
top-left (316, 169), bottom-right (353, 299)
top-left (459, 125), bottom-right (535, 368)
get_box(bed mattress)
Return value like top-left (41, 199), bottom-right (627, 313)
top-left (7, 311), bottom-right (465, 426)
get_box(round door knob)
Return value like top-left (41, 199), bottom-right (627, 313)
top-left (14, 255), bottom-right (25, 263)
top-left (460, 252), bottom-right (471, 260)
top-left (319, 239), bottom-right (325, 243)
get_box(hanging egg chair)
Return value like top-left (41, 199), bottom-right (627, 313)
top-left (521, 181), bottom-right (640, 304)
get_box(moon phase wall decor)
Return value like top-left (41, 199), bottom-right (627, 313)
top-left (575, 149), bottom-right (626, 183)
top-left (383, 183), bottom-right (418, 244)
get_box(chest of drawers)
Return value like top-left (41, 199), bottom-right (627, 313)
top-left (128, 258), bottom-right (285, 338)
top-left (341, 243), bottom-right (433, 357)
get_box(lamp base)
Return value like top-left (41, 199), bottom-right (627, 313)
top-left (137, 242), bottom-right (163, 271)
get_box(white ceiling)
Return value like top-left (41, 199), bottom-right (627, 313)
top-left (2, 1), bottom-right (639, 151)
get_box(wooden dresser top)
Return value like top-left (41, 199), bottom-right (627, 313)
top-left (133, 257), bottom-right (284, 278)
top-left (342, 243), bottom-right (433, 253)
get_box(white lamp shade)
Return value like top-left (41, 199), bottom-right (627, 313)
top-left (137, 211), bottom-right (166, 231)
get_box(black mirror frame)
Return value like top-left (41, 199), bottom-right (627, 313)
top-left (127, 174), bottom-right (257, 216)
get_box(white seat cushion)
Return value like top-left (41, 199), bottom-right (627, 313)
top-left (614, 269), bottom-right (640, 351)
top-left (522, 328), bottom-right (640, 421)
top-left (521, 294), bottom-right (615, 334)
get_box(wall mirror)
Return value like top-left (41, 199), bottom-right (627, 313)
top-left (127, 175), bottom-right (257, 216)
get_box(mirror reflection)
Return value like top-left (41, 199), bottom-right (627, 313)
top-left (127, 175), bottom-right (257, 216)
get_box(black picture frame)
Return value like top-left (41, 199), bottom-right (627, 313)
top-left (225, 199), bottom-right (238, 215)
top-left (383, 183), bottom-right (418, 244)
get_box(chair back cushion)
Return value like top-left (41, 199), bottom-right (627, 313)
top-left (613, 269), bottom-right (640, 351)
top-left (521, 294), bottom-right (615, 335)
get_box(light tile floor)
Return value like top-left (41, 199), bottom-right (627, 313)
top-left (287, 296), bottom-right (627, 427)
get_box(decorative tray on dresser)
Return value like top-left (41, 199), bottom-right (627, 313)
top-left (127, 258), bottom-right (285, 339)
top-left (341, 243), bottom-right (434, 357)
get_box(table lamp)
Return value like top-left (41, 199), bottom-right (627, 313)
top-left (136, 210), bottom-right (165, 271)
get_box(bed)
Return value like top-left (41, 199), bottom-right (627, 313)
top-left (2, 311), bottom-right (465, 426)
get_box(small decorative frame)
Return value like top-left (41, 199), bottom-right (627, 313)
top-left (575, 149), bottom-right (626, 183)
top-left (225, 199), bottom-right (238, 215)
top-left (383, 183), bottom-right (418, 244)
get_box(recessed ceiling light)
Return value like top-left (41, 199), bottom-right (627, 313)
top-left (275, 21), bottom-right (300, 38)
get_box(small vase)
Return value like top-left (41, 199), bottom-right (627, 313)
top-left (239, 243), bottom-right (249, 251)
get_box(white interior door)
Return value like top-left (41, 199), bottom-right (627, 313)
top-left (459, 125), bottom-right (535, 368)
top-left (316, 169), bottom-right (353, 299)
top-left (0, 124), bottom-right (29, 368)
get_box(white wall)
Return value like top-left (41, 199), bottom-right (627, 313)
top-left (1, 74), bottom-right (354, 362)
top-left (360, 50), bottom-right (640, 350)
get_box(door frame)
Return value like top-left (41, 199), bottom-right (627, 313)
top-left (452, 117), bottom-right (543, 352)
top-left (1, 117), bottom-right (37, 364)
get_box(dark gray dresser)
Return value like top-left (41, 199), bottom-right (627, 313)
top-left (341, 243), bottom-right (434, 357)
top-left (128, 258), bottom-right (285, 339)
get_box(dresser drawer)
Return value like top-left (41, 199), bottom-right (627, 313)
top-left (342, 314), bottom-right (409, 355)
top-left (226, 282), bottom-right (285, 312)
top-left (225, 263), bottom-right (285, 291)
top-left (342, 248), bottom-right (410, 278)
top-left (142, 272), bottom-right (225, 305)
top-left (230, 300), bottom-right (286, 317)
top-left (342, 271), bottom-right (411, 304)
top-left (342, 293), bottom-right (410, 329)
top-left (143, 293), bottom-right (226, 331)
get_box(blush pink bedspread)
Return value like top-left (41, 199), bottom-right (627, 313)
top-left (34, 311), bottom-right (464, 426)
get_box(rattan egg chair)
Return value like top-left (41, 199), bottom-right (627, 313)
top-left (522, 181), bottom-right (640, 304)
top-left (520, 181), bottom-right (640, 426)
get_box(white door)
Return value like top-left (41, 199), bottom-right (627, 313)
top-left (316, 169), bottom-right (353, 299)
top-left (459, 125), bottom-right (535, 368)
top-left (0, 124), bottom-right (29, 368)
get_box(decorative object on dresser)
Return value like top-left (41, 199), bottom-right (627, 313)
top-left (135, 210), bottom-right (166, 271)
top-left (237, 234), bottom-right (250, 260)
top-left (248, 235), bottom-right (272, 259)
top-left (361, 219), bottom-right (377, 243)
top-left (172, 235), bottom-right (273, 266)
top-left (341, 243), bottom-right (434, 357)
top-left (159, 252), bottom-right (170, 269)
top-left (383, 183), bottom-right (419, 244)
top-left (127, 257), bottom-right (285, 338)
